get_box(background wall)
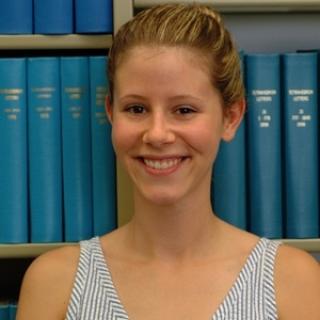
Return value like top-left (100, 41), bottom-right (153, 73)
top-left (224, 13), bottom-right (320, 53)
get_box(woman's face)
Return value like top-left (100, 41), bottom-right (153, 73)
top-left (108, 46), bottom-right (242, 206)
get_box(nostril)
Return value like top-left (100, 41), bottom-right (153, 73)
top-left (142, 127), bottom-right (175, 146)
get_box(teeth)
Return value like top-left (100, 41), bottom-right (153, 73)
top-left (143, 158), bottom-right (181, 170)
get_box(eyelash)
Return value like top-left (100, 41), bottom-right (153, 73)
top-left (124, 104), bottom-right (197, 115)
top-left (125, 105), bottom-right (145, 114)
top-left (175, 106), bottom-right (196, 114)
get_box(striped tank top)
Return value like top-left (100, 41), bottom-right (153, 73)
top-left (65, 237), bottom-right (281, 320)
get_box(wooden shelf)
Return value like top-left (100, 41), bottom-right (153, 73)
top-left (0, 242), bottom-right (76, 258)
top-left (0, 34), bottom-right (112, 50)
top-left (281, 238), bottom-right (320, 252)
top-left (0, 239), bottom-right (319, 258)
top-left (134, 0), bottom-right (320, 12)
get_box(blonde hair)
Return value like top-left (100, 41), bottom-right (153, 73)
top-left (108, 3), bottom-right (244, 108)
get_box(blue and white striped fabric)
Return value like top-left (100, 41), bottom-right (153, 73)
top-left (65, 237), bottom-right (281, 320)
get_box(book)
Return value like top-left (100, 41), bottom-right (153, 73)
top-left (245, 53), bottom-right (283, 239)
top-left (34, 0), bottom-right (73, 34)
top-left (0, 58), bottom-right (28, 243)
top-left (282, 52), bottom-right (319, 238)
top-left (212, 120), bottom-right (247, 230)
top-left (75, 0), bottom-right (113, 34)
top-left (28, 57), bottom-right (63, 242)
top-left (8, 304), bottom-right (16, 320)
top-left (61, 57), bottom-right (93, 241)
top-left (0, 303), bottom-right (9, 320)
top-left (0, 0), bottom-right (32, 34)
top-left (89, 56), bottom-right (117, 236)
top-left (212, 51), bottom-right (247, 230)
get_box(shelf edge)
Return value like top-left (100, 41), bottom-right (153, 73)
top-left (134, 0), bottom-right (320, 12)
top-left (0, 242), bottom-right (77, 258)
top-left (1, 238), bottom-right (320, 258)
top-left (0, 34), bottom-right (112, 50)
top-left (281, 238), bottom-right (320, 252)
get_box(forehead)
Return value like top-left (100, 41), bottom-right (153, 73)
top-left (116, 45), bottom-right (211, 77)
top-left (113, 45), bottom-right (222, 105)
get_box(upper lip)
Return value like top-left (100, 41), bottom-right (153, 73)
top-left (138, 155), bottom-right (188, 160)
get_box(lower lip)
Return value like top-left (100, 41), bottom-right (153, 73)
top-left (139, 158), bottom-right (186, 176)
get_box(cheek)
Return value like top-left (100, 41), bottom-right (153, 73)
top-left (111, 121), bottom-right (140, 156)
top-left (185, 125), bottom-right (221, 157)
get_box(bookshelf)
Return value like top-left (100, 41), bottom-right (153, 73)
top-left (1, 0), bottom-right (320, 304)
top-left (0, 243), bottom-right (75, 259)
top-left (0, 34), bottom-right (112, 50)
top-left (134, 0), bottom-right (320, 12)
top-left (114, 0), bottom-right (320, 253)
top-left (0, 29), bottom-right (113, 303)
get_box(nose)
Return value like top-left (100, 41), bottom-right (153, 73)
top-left (142, 111), bottom-right (175, 147)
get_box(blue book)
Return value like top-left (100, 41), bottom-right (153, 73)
top-left (282, 52), bottom-right (319, 238)
top-left (34, 0), bottom-right (73, 34)
top-left (28, 58), bottom-right (63, 243)
top-left (89, 56), bottom-right (117, 236)
top-left (212, 52), bottom-right (247, 230)
top-left (0, 0), bottom-right (32, 34)
top-left (8, 304), bottom-right (16, 320)
top-left (0, 58), bottom-right (28, 243)
top-left (75, 0), bottom-right (113, 34)
top-left (212, 120), bottom-right (247, 230)
top-left (61, 57), bottom-right (93, 241)
top-left (0, 304), bottom-right (9, 320)
top-left (245, 53), bottom-right (283, 239)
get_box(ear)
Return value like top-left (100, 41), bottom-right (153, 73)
top-left (221, 98), bottom-right (246, 142)
top-left (105, 95), bottom-right (113, 124)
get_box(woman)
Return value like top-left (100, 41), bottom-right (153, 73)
top-left (17, 3), bottom-right (320, 319)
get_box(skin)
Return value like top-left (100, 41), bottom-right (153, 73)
top-left (17, 46), bottom-right (320, 320)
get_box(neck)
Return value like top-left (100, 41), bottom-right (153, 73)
top-left (126, 189), bottom-right (222, 262)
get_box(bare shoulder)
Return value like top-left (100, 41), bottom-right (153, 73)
top-left (17, 244), bottom-right (80, 320)
top-left (275, 243), bottom-right (320, 320)
top-left (99, 224), bottom-right (131, 258)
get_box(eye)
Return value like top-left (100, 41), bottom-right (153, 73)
top-left (125, 104), bottom-right (146, 114)
top-left (175, 105), bottom-right (196, 115)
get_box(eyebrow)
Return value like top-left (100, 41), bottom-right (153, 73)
top-left (118, 94), bottom-right (203, 103)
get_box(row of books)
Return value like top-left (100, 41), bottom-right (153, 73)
top-left (0, 0), bottom-right (113, 34)
top-left (0, 51), bottom-right (318, 243)
top-left (0, 303), bottom-right (16, 320)
top-left (0, 55), bottom-right (117, 243)
top-left (213, 51), bottom-right (319, 239)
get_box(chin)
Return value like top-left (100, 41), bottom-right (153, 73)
top-left (140, 189), bottom-right (182, 206)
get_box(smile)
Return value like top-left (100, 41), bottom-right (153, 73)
top-left (143, 158), bottom-right (182, 170)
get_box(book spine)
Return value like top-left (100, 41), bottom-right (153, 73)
top-left (61, 57), bottom-right (93, 241)
top-left (212, 120), bottom-right (247, 230)
top-left (34, 0), bottom-right (73, 34)
top-left (75, 0), bottom-right (113, 33)
top-left (89, 56), bottom-right (117, 236)
top-left (8, 304), bottom-right (16, 320)
top-left (282, 52), bottom-right (319, 238)
top-left (0, 0), bottom-right (32, 34)
top-left (212, 51), bottom-right (247, 230)
top-left (0, 58), bottom-right (28, 243)
top-left (245, 54), bottom-right (283, 239)
top-left (28, 57), bottom-right (63, 243)
top-left (0, 304), bottom-right (9, 320)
